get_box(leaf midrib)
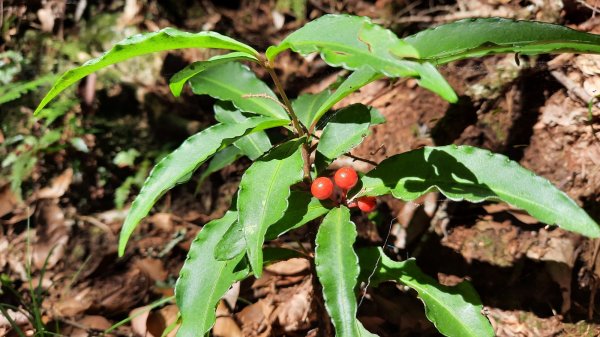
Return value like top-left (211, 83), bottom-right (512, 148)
top-left (283, 40), bottom-right (417, 76)
top-left (332, 209), bottom-right (355, 335)
top-left (401, 275), bottom-right (479, 336)
top-left (195, 76), bottom-right (286, 119)
top-left (373, 177), bottom-right (570, 225)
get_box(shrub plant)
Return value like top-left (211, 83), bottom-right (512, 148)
top-left (35, 14), bottom-right (600, 337)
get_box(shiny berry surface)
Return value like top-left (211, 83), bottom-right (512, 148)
top-left (334, 167), bottom-right (358, 190)
top-left (311, 177), bottom-right (334, 200)
top-left (357, 196), bottom-right (377, 213)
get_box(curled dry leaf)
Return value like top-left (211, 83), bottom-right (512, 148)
top-left (134, 257), bottom-right (168, 282)
top-left (265, 258), bottom-right (310, 275)
top-left (214, 301), bottom-right (243, 337)
top-left (0, 184), bottom-right (19, 218)
top-left (131, 304), bottom-right (180, 337)
top-left (33, 168), bottom-right (73, 200)
top-left (32, 201), bottom-right (69, 270)
top-left (273, 279), bottom-right (312, 332)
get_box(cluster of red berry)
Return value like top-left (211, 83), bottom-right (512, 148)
top-left (310, 167), bottom-right (377, 213)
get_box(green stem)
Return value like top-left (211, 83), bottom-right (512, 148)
top-left (264, 65), bottom-right (305, 137)
top-left (262, 57), bottom-right (312, 181)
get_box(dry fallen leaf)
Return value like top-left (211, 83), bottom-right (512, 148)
top-left (69, 315), bottom-right (112, 337)
top-left (134, 257), bottom-right (168, 282)
top-left (214, 301), bottom-right (243, 337)
top-left (32, 201), bottom-right (69, 270)
top-left (33, 168), bottom-right (73, 200)
top-left (132, 304), bottom-right (180, 337)
top-left (265, 258), bottom-right (310, 276)
top-left (0, 184), bottom-right (19, 218)
top-left (273, 279), bottom-right (312, 332)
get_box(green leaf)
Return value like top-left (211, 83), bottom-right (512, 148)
top-left (408, 62), bottom-right (457, 104)
top-left (315, 206), bottom-right (375, 337)
top-left (35, 28), bottom-right (258, 114)
top-left (190, 62), bottom-right (289, 120)
top-left (311, 67), bottom-right (382, 129)
top-left (266, 191), bottom-right (332, 238)
top-left (214, 103), bottom-right (272, 160)
top-left (0, 74), bottom-right (56, 105)
top-left (369, 107), bottom-right (385, 125)
top-left (356, 145), bottom-right (600, 237)
top-left (357, 247), bottom-right (493, 337)
top-left (197, 145), bottom-right (243, 186)
top-left (175, 211), bottom-right (249, 337)
top-left (238, 139), bottom-right (305, 276)
top-left (118, 117), bottom-right (289, 256)
top-left (292, 91), bottom-right (330, 128)
top-left (266, 14), bottom-right (457, 102)
top-left (316, 104), bottom-right (373, 168)
top-left (169, 52), bottom-right (258, 97)
top-left (215, 191), bottom-right (331, 261)
top-left (214, 220), bottom-right (245, 261)
top-left (266, 14), bottom-right (418, 72)
top-left (403, 17), bottom-right (600, 64)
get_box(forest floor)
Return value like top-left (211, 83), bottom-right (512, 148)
top-left (1, 0), bottom-right (600, 336)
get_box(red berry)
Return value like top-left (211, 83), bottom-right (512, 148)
top-left (357, 196), bottom-right (377, 213)
top-left (334, 167), bottom-right (358, 190)
top-left (347, 201), bottom-right (358, 208)
top-left (311, 177), bottom-right (334, 200)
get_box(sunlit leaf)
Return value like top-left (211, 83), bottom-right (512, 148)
top-left (266, 14), bottom-right (456, 102)
top-left (357, 247), bottom-right (494, 337)
top-left (35, 28), bottom-right (258, 113)
top-left (356, 145), bottom-right (600, 237)
top-left (169, 52), bottom-right (258, 97)
top-left (238, 138), bottom-right (305, 276)
top-left (190, 62), bottom-right (289, 120)
top-left (403, 17), bottom-right (600, 64)
top-left (214, 103), bottom-right (272, 160)
top-left (316, 104), bottom-right (373, 169)
top-left (175, 211), bottom-right (249, 337)
top-left (118, 117), bottom-right (289, 256)
top-left (315, 206), bottom-right (376, 337)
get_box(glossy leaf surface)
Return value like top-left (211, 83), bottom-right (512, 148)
top-left (356, 145), bottom-right (600, 237)
top-left (215, 191), bottom-right (331, 261)
top-left (266, 14), bottom-right (456, 102)
top-left (316, 104), bottom-right (373, 165)
top-left (311, 67), bottom-right (382, 128)
top-left (35, 28), bottom-right (258, 113)
top-left (190, 62), bottom-right (289, 119)
top-left (214, 220), bottom-right (245, 261)
top-left (197, 145), bottom-right (242, 186)
top-left (266, 191), bottom-right (331, 238)
top-left (357, 247), bottom-right (494, 337)
top-left (404, 18), bottom-right (600, 64)
top-left (118, 117), bottom-right (289, 256)
top-left (315, 206), bottom-right (375, 337)
top-left (214, 103), bottom-right (272, 160)
top-left (266, 14), bottom-right (419, 72)
top-left (169, 52), bottom-right (258, 97)
top-left (175, 211), bottom-right (249, 337)
top-left (292, 91), bottom-right (330, 128)
top-left (238, 139), bottom-right (305, 276)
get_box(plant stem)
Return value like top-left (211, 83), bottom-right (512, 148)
top-left (264, 64), bottom-right (305, 137)
top-left (262, 57), bottom-right (312, 181)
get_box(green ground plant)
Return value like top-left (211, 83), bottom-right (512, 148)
top-left (34, 14), bottom-right (600, 337)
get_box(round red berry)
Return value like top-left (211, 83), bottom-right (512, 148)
top-left (357, 196), bottom-right (377, 213)
top-left (334, 167), bottom-right (358, 190)
top-left (311, 177), bottom-right (334, 200)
